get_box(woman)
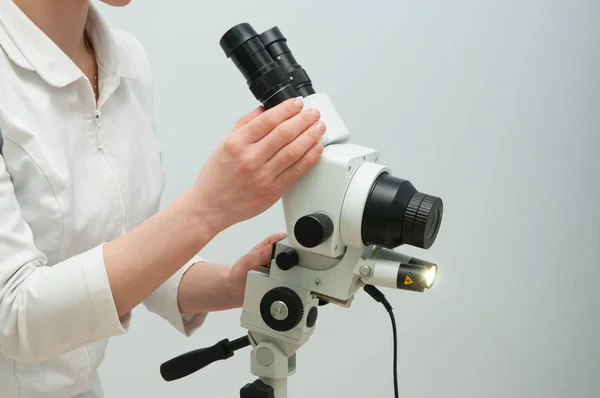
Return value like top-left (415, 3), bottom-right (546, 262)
top-left (0, 0), bottom-right (326, 397)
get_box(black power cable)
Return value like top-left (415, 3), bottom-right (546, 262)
top-left (363, 285), bottom-right (399, 398)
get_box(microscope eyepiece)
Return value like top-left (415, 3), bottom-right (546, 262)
top-left (220, 23), bottom-right (445, 253)
top-left (220, 23), bottom-right (298, 109)
top-left (361, 173), bottom-right (443, 250)
top-left (260, 27), bottom-right (316, 97)
top-left (219, 23), bottom-right (257, 58)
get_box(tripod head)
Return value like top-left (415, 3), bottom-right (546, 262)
top-left (159, 23), bottom-right (444, 398)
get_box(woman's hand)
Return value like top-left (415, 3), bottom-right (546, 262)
top-left (176, 233), bottom-right (287, 314)
top-left (103, 99), bottom-right (324, 319)
top-left (228, 232), bottom-right (287, 295)
top-left (191, 98), bottom-right (326, 235)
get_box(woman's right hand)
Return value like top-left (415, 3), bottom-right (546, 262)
top-left (191, 97), bottom-right (326, 234)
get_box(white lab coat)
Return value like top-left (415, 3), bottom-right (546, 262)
top-left (0, 1), bottom-right (207, 397)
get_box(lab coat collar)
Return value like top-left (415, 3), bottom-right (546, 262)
top-left (0, 0), bottom-right (138, 87)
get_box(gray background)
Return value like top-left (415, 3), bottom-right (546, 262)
top-left (96, 0), bottom-right (600, 397)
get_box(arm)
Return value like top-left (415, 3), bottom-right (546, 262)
top-left (102, 191), bottom-right (216, 318)
top-left (0, 148), bottom-right (213, 363)
top-left (176, 233), bottom-right (285, 314)
top-left (140, 253), bottom-right (208, 336)
top-left (0, 98), bottom-right (324, 364)
top-left (177, 261), bottom-right (244, 313)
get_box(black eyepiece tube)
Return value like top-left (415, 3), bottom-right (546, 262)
top-left (220, 23), bottom-right (299, 109)
top-left (259, 26), bottom-right (316, 98)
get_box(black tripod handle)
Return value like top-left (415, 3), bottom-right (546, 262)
top-left (160, 335), bottom-right (250, 381)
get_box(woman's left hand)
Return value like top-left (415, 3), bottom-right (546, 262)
top-left (229, 232), bottom-right (287, 294)
top-left (177, 232), bottom-right (287, 314)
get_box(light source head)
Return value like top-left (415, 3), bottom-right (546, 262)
top-left (396, 261), bottom-right (438, 292)
top-left (362, 248), bottom-right (439, 293)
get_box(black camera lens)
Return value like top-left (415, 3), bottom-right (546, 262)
top-left (259, 27), bottom-right (315, 98)
top-left (362, 173), bottom-right (443, 250)
top-left (220, 23), bottom-right (298, 108)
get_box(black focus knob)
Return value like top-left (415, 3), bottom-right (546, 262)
top-left (275, 248), bottom-right (299, 271)
top-left (294, 212), bottom-right (334, 248)
top-left (259, 287), bottom-right (304, 332)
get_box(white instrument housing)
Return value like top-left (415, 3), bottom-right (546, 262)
top-left (282, 92), bottom-right (388, 258)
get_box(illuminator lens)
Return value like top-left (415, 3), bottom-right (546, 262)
top-left (220, 23), bottom-right (298, 108)
top-left (425, 265), bottom-right (438, 288)
top-left (396, 262), bottom-right (438, 292)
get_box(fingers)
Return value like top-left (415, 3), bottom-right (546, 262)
top-left (233, 106), bottom-right (264, 130)
top-left (243, 244), bottom-right (273, 268)
top-left (257, 244), bottom-right (274, 266)
top-left (251, 108), bottom-right (322, 163)
top-left (241, 98), bottom-right (305, 143)
top-left (250, 232), bottom-right (287, 252)
top-left (274, 141), bottom-right (324, 188)
top-left (239, 250), bottom-right (266, 270)
top-left (265, 119), bottom-right (326, 177)
top-left (247, 233), bottom-right (287, 266)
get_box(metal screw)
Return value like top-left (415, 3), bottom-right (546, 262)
top-left (359, 265), bottom-right (372, 276)
top-left (256, 347), bottom-right (275, 367)
top-left (315, 279), bottom-right (322, 286)
top-left (270, 301), bottom-right (289, 320)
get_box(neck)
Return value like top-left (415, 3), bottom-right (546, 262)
top-left (12, 0), bottom-right (90, 60)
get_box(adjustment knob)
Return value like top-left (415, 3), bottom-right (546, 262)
top-left (240, 379), bottom-right (275, 398)
top-left (294, 212), bottom-right (334, 248)
top-left (306, 307), bottom-right (318, 328)
top-left (275, 249), bottom-right (299, 271)
top-left (259, 287), bottom-right (304, 332)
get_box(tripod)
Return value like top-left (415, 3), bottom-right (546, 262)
top-left (159, 242), bottom-right (437, 398)
top-left (159, 329), bottom-right (301, 398)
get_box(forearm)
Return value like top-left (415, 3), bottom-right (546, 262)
top-left (177, 261), bottom-right (243, 314)
top-left (103, 190), bottom-right (221, 317)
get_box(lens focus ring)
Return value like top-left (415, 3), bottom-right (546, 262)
top-left (401, 193), bottom-right (426, 247)
top-left (403, 193), bottom-right (443, 249)
top-left (415, 195), bottom-right (441, 246)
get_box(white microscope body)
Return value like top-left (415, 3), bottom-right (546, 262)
top-left (159, 23), bottom-right (443, 398)
top-left (240, 93), bottom-right (418, 398)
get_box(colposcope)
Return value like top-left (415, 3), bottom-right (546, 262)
top-left (159, 23), bottom-right (444, 398)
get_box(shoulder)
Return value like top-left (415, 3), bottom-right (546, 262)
top-left (109, 27), bottom-right (148, 62)
top-left (108, 26), bottom-right (153, 84)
